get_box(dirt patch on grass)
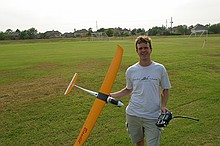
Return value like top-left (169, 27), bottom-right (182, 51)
top-left (206, 52), bottom-right (220, 57)
top-left (33, 63), bottom-right (63, 71)
top-left (0, 62), bottom-right (69, 110)
top-left (0, 75), bottom-right (67, 110)
top-left (168, 70), bottom-right (177, 75)
top-left (209, 65), bottom-right (220, 73)
top-left (74, 59), bottom-right (108, 71)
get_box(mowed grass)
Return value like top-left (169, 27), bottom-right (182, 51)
top-left (0, 36), bottom-right (219, 145)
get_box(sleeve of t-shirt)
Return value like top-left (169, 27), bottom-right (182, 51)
top-left (161, 66), bottom-right (171, 89)
top-left (126, 68), bottom-right (133, 90)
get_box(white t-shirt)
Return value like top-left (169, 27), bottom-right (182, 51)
top-left (126, 61), bottom-right (171, 119)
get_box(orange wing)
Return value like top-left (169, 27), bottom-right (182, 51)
top-left (74, 45), bottom-right (123, 146)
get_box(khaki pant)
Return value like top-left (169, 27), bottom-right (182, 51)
top-left (126, 114), bottom-right (162, 146)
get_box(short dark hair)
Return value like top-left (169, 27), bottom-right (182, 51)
top-left (135, 36), bottom-right (152, 49)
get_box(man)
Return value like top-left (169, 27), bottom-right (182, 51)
top-left (110, 36), bottom-right (171, 146)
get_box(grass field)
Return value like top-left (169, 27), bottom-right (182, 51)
top-left (0, 36), bottom-right (220, 146)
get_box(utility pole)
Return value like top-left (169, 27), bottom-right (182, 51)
top-left (170, 17), bottom-right (173, 33)
top-left (166, 19), bottom-right (167, 29)
top-left (96, 21), bottom-right (98, 31)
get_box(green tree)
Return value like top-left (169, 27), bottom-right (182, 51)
top-left (136, 28), bottom-right (145, 35)
top-left (148, 27), bottom-right (161, 35)
top-left (208, 23), bottom-right (220, 34)
top-left (131, 28), bottom-right (137, 35)
top-left (106, 28), bottom-right (114, 37)
top-left (0, 32), bottom-right (8, 40)
top-left (27, 27), bottom-right (38, 39)
top-left (176, 25), bottom-right (188, 35)
top-left (97, 28), bottom-right (105, 32)
top-left (88, 28), bottom-right (93, 37)
top-left (5, 29), bottom-right (13, 34)
top-left (20, 30), bottom-right (29, 39)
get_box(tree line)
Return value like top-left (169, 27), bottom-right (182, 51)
top-left (148, 23), bottom-right (220, 36)
top-left (0, 23), bottom-right (220, 40)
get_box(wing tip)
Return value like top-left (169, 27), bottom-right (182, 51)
top-left (117, 45), bottom-right (124, 52)
top-left (64, 73), bottom-right (78, 95)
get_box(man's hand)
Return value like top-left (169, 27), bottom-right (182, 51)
top-left (161, 106), bottom-right (169, 113)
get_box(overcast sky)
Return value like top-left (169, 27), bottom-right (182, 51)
top-left (0, 0), bottom-right (219, 33)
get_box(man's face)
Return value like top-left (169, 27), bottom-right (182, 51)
top-left (136, 42), bottom-right (152, 60)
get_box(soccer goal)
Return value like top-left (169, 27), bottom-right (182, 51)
top-left (91, 32), bottom-right (109, 40)
top-left (189, 24), bottom-right (208, 38)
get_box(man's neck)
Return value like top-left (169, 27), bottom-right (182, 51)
top-left (139, 59), bottom-right (152, 67)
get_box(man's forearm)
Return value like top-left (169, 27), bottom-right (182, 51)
top-left (110, 88), bottom-right (132, 98)
top-left (161, 89), bottom-right (169, 112)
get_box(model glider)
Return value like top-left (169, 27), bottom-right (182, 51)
top-left (64, 45), bottom-right (123, 146)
